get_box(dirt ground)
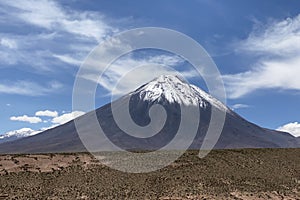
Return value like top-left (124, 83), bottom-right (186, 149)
top-left (0, 148), bottom-right (299, 199)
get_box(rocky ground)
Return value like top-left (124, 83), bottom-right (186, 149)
top-left (0, 148), bottom-right (299, 199)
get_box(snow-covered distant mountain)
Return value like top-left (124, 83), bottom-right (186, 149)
top-left (0, 75), bottom-right (298, 153)
top-left (0, 128), bottom-right (40, 144)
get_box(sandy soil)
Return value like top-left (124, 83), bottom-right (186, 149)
top-left (0, 149), bottom-right (299, 199)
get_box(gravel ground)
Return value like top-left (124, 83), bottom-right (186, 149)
top-left (0, 149), bottom-right (299, 199)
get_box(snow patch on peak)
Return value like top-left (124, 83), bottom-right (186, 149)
top-left (190, 85), bottom-right (228, 112)
top-left (135, 75), bottom-right (206, 106)
top-left (133, 74), bottom-right (228, 111)
top-left (155, 74), bottom-right (186, 83)
top-left (0, 128), bottom-right (40, 139)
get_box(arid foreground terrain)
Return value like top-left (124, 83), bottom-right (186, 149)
top-left (0, 149), bottom-right (299, 200)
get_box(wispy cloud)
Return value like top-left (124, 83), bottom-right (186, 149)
top-left (231, 104), bottom-right (250, 110)
top-left (224, 56), bottom-right (300, 98)
top-left (0, 0), bottom-right (115, 70)
top-left (53, 54), bottom-right (83, 66)
top-left (224, 14), bottom-right (300, 99)
top-left (277, 122), bottom-right (300, 137)
top-left (1, 0), bottom-right (114, 42)
top-left (81, 53), bottom-right (197, 96)
top-left (0, 38), bottom-right (18, 49)
top-left (10, 115), bottom-right (42, 124)
top-left (236, 15), bottom-right (300, 57)
top-left (0, 81), bottom-right (62, 96)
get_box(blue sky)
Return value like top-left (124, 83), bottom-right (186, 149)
top-left (1, 0), bottom-right (300, 137)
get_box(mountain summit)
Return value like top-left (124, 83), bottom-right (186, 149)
top-left (133, 75), bottom-right (227, 111)
top-left (135, 75), bottom-right (204, 106)
top-left (0, 75), bottom-right (299, 153)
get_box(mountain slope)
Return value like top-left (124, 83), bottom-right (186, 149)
top-left (0, 75), bottom-right (298, 153)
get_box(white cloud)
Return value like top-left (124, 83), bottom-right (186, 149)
top-left (0, 33), bottom-right (73, 71)
top-left (52, 111), bottom-right (85, 125)
top-left (0, 38), bottom-right (18, 49)
top-left (231, 104), bottom-right (249, 110)
top-left (236, 15), bottom-right (300, 56)
top-left (35, 110), bottom-right (58, 118)
top-left (0, 0), bottom-right (115, 70)
top-left (41, 124), bottom-right (59, 130)
top-left (224, 56), bottom-right (300, 98)
top-left (0, 81), bottom-right (62, 96)
top-left (6, 110), bottom-right (85, 141)
top-left (53, 54), bottom-right (83, 66)
top-left (8, 110), bottom-right (84, 135)
top-left (0, 43), bottom-right (56, 71)
top-left (277, 122), bottom-right (300, 137)
top-left (10, 115), bottom-right (42, 124)
top-left (0, 0), bottom-right (113, 42)
top-left (225, 14), bottom-right (300, 99)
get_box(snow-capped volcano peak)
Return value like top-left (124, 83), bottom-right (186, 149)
top-left (133, 74), bottom-right (228, 111)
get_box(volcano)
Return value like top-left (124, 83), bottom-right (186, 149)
top-left (0, 75), bottom-right (298, 153)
